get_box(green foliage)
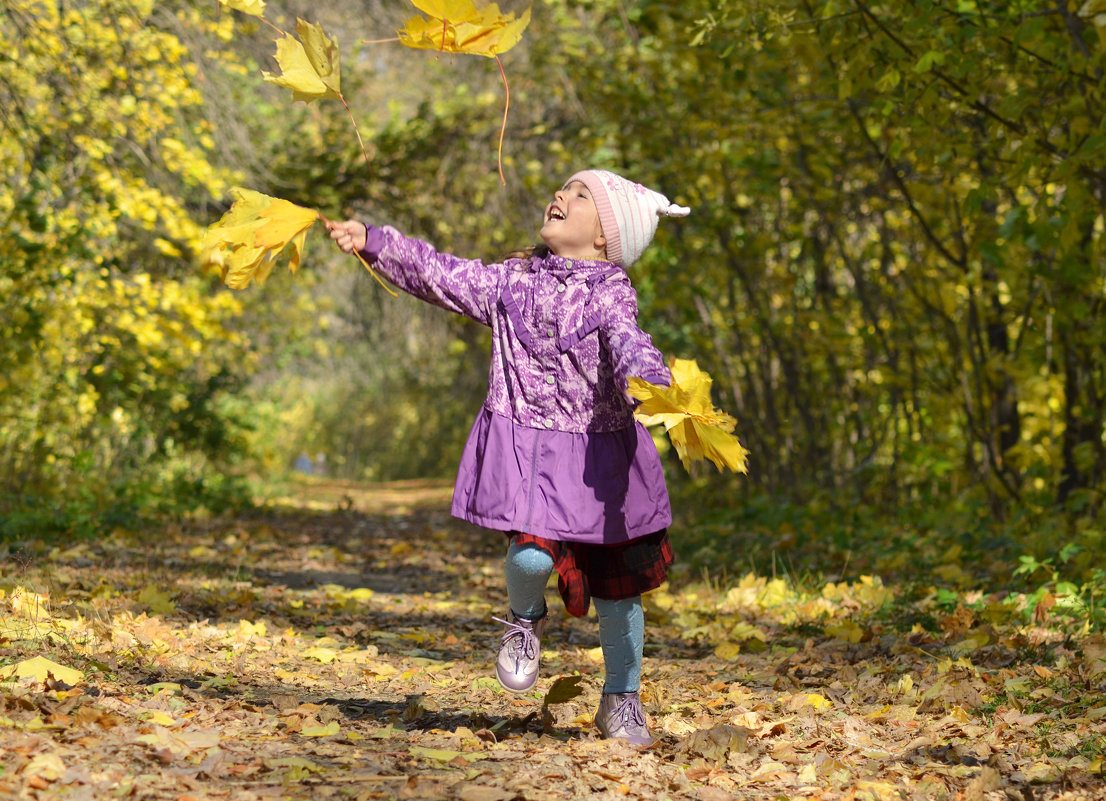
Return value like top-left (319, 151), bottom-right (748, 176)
top-left (4, 0), bottom-right (1106, 577)
top-left (509, 0), bottom-right (1106, 536)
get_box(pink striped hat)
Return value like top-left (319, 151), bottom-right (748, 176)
top-left (565, 170), bottom-right (690, 267)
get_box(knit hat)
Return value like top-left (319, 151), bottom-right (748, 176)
top-left (564, 170), bottom-right (690, 267)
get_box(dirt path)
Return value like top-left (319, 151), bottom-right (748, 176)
top-left (1, 480), bottom-right (1103, 800)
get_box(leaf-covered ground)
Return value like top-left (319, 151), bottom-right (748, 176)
top-left (2, 479), bottom-right (1105, 801)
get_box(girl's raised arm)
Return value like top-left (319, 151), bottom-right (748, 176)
top-left (334, 223), bottom-right (506, 327)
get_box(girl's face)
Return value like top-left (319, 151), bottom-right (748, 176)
top-left (539, 180), bottom-right (607, 261)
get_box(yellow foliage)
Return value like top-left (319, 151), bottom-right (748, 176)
top-left (0, 0), bottom-right (251, 500)
top-left (629, 358), bottom-right (750, 473)
top-left (236, 619), bottom-right (267, 638)
top-left (822, 575), bottom-right (895, 609)
top-left (714, 641), bottom-right (742, 660)
top-left (303, 646), bottom-right (340, 664)
top-left (720, 574), bottom-right (797, 611)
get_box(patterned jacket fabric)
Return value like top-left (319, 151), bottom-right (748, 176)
top-left (362, 226), bottom-right (672, 543)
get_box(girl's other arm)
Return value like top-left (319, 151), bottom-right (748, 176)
top-left (603, 284), bottom-right (671, 392)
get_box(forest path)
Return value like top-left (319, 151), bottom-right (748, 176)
top-left (0, 479), bottom-right (1102, 800)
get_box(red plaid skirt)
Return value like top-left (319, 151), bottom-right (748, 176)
top-left (509, 529), bottom-right (673, 618)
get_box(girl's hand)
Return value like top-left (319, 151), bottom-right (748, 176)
top-left (327, 220), bottom-right (367, 254)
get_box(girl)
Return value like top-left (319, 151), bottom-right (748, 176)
top-left (328, 170), bottom-right (689, 746)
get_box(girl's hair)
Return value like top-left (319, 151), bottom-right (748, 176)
top-left (504, 243), bottom-right (552, 261)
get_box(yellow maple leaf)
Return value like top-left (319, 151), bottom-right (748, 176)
top-left (137, 583), bottom-right (177, 615)
top-left (253, 197), bottom-right (318, 271)
top-left (301, 720), bottom-right (341, 737)
top-left (408, 0), bottom-right (478, 21)
top-left (303, 646), bottom-right (339, 664)
top-left (628, 358), bottom-right (750, 473)
top-left (399, 0), bottom-right (530, 57)
top-left (218, 0), bottom-right (266, 17)
top-left (201, 188), bottom-right (318, 290)
top-left (144, 710), bottom-right (177, 727)
top-left (263, 19), bottom-right (341, 103)
top-left (0, 656), bottom-right (84, 686)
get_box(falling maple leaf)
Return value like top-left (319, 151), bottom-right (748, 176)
top-left (397, 0), bottom-right (530, 57)
top-left (262, 18), bottom-right (342, 103)
top-left (628, 358), bottom-right (750, 474)
top-left (218, 2), bottom-right (373, 169)
top-left (391, 0), bottom-right (532, 183)
top-left (219, 0), bottom-right (266, 17)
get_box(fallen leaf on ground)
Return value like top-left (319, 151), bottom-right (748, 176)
top-left (0, 656), bottom-right (84, 686)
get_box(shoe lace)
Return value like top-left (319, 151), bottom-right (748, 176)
top-left (608, 694), bottom-right (647, 731)
top-left (492, 617), bottom-right (540, 665)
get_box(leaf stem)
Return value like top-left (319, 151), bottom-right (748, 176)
top-left (259, 16), bottom-right (286, 37)
top-left (353, 250), bottom-right (399, 297)
top-left (340, 95), bottom-right (373, 174)
top-left (495, 55), bottom-right (509, 186)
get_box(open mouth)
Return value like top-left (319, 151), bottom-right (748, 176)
top-left (548, 206), bottom-right (565, 221)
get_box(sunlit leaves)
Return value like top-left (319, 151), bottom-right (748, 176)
top-left (262, 19), bottom-right (341, 104)
top-left (0, 0), bottom-right (250, 513)
top-left (300, 720), bottom-right (341, 737)
top-left (629, 358), bottom-right (749, 473)
top-left (201, 187), bottom-right (318, 289)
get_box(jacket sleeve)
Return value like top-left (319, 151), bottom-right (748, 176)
top-left (600, 281), bottom-right (671, 390)
top-left (359, 225), bottom-right (504, 326)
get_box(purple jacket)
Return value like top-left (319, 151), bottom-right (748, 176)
top-left (362, 226), bottom-right (672, 543)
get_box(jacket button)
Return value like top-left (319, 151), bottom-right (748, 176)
top-left (546, 328), bottom-right (555, 337)
top-left (545, 375), bottom-right (555, 385)
top-left (544, 418), bottom-right (554, 429)
top-left (556, 284), bottom-right (566, 293)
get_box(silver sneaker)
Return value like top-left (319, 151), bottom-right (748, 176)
top-left (595, 691), bottom-right (652, 746)
top-left (493, 611), bottom-right (547, 693)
